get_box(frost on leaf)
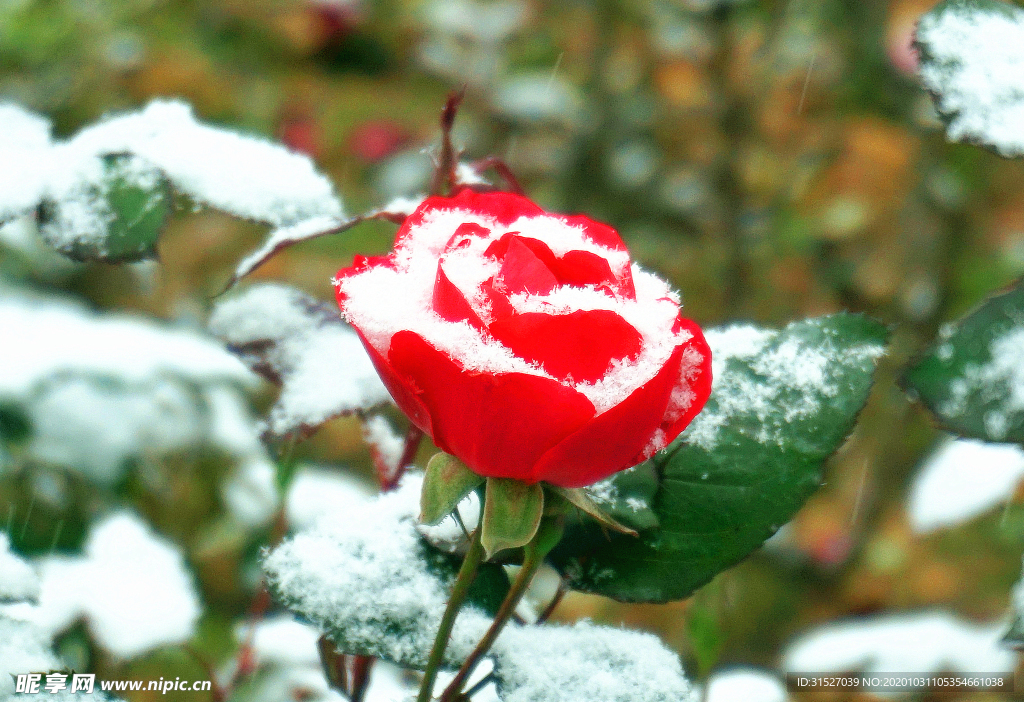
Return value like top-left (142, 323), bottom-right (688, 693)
top-left (209, 283), bottom-right (391, 438)
top-left (0, 99), bottom-right (343, 262)
top-left (263, 474), bottom-right (507, 669)
top-left (1, 512), bottom-right (201, 660)
top-left (904, 279), bottom-right (1024, 443)
top-left (916, 0), bottom-right (1024, 157)
top-left (782, 611), bottom-right (1016, 680)
top-left (551, 313), bottom-right (887, 603)
top-left (908, 436), bottom-right (1024, 533)
top-left (0, 533), bottom-right (39, 603)
top-left (0, 288), bottom-right (272, 485)
top-left (490, 621), bottom-right (697, 702)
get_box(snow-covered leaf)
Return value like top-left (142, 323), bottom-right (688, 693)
top-left (490, 621), bottom-right (697, 702)
top-left (209, 283), bottom-right (391, 439)
top-left (781, 611), bottom-right (1016, 678)
top-left (908, 436), bottom-right (1024, 533)
top-left (551, 314), bottom-right (888, 603)
top-left (904, 279), bottom-right (1024, 443)
top-left (1, 512), bottom-right (202, 660)
top-left (39, 153), bottom-right (170, 263)
top-left (0, 533), bottom-right (39, 603)
top-left (0, 616), bottom-right (60, 699)
top-left (0, 288), bottom-right (269, 483)
top-left (0, 104), bottom-right (54, 225)
top-left (67, 100), bottom-right (343, 227)
top-left (263, 475), bottom-right (508, 669)
top-left (916, 0), bottom-right (1024, 157)
top-left (0, 98), bottom-right (343, 263)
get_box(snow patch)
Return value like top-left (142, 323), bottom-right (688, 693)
top-left (917, 1), bottom-right (1024, 156)
top-left (263, 474), bottom-right (492, 668)
top-left (781, 611), bottom-right (1016, 679)
top-left (704, 668), bottom-right (786, 702)
top-left (209, 283), bottom-right (390, 437)
top-left (909, 436), bottom-right (1024, 533)
top-left (0, 533), bottom-right (39, 602)
top-left (2, 512), bottom-right (201, 660)
top-left (491, 621), bottom-right (697, 702)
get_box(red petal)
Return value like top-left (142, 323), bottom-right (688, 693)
top-left (488, 309), bottom-right (643, 383)
top-left (660, 319), bottom-right (713, 441)
top-left (387, 331), bottom-right (595, 481)
top-left (432, 261), bottom-right (485, 329)
top-left (495, 237), bottom-right (559, 295)
top-left (444, 222), bottom-right (491, 250)
top-left (559, 214), bottom-right (628, 252)
top-left (449, 189), bottom-right (545, 226)
top-left (532, 344), bottom-right (685, 488)
top-left (352, 329), bottom-right (436, 439)
top-left (551, 250), bottom-right (617, 289)
top-left (398, 192), bottom-right (544, 250)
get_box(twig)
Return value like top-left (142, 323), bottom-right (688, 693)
top-left (318, 636), bottom-right (349, 696)
top-left (430, 90), bottom-right (466, 197)
top-left (416, 527), bottom-right (486, 702)
top-left (350, 655), bottom-right (375, 702)
top-left (471, 157), bottom-right (525, 195)
top-left (536, 581), bottom-right (566, 623)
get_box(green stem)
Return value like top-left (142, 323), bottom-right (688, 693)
top-left (438, 516), bottom-right (564, 702)
top-left (417, 526), bottom-right (485, 702)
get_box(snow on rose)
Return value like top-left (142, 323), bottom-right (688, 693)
top-left (334, 188), bottom-right (712, 488)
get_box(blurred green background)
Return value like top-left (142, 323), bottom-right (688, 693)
top-left (3, 0), bottom-right (1024, 699)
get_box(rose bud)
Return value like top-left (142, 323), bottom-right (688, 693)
top-left (334, 189), bottom-right (712, 488)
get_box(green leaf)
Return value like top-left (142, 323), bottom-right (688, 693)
top-left (481, 477), bottom-right (544, 559)
top-left (421, 452), bottom-right (485, 525)
top-left (583, 461), bottom-right (661, 533)
top-left (904, 280), bottom-right (1024, 443)
top-left (915, 0), bottom-right (1024, 158)
top-left (550, 314), bottom-right (888, 603)
top-left (39, 154), bottom-right (170, 263)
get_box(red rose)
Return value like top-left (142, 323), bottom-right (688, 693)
top-left (334, 189), bottom-right (711, 488)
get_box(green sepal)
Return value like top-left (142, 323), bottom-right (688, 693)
top-left (545, 485), bottom-right (637, 537)
top-left (420, 452), bottom-right (485, 525)
top-left (481, 477), bottom-right (544, 560)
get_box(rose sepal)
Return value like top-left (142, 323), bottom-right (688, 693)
top-left (420, 452), bottom-right (485, 526)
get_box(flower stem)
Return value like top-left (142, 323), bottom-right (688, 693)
top-left (417, 525), bottom-right (485, 702)
top-left (438, 516), bottom-right (565, 702)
